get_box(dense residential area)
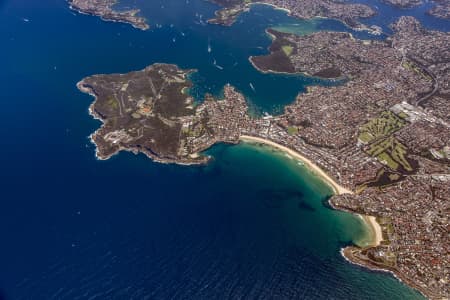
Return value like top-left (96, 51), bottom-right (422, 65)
top-left (72, 0), bottom-right (449, 297)
top-left (77, 15), bottom-right (449, 299)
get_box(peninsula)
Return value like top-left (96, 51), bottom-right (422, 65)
top-left (77, 64), bottom-right (250, 164)
top-left (78, 16), bottom-right (449, 299)
top-left (382, 0), bottom-right (450, 20)
top-left (207, 0), bottom-right (376, 31)
top-left (68, 0), bottom-right (149, 30)
top-left (427, 0), bottom-right (450, 20)
top-left (382, 0), bottom-right (423, 9)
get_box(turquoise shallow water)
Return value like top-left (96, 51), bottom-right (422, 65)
top-left (0, 0), bottom-right (434, 298)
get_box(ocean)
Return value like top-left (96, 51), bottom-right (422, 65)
top-left (1, 0), bottom-right (445, 298)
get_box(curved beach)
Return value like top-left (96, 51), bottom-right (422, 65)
top-left (239, 135), bottom-right (352, 195)
top-left (239, 135), bottom-right (382, 247)
top-left (361, 215), bottom-right (383, 246)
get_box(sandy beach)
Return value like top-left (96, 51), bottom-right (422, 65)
top-left (239, 135), bottom-right (352, 195)
top-left (361, 215), bottom-right (383, 247)
top-left (239, 135), bottom-right (384, 247)
top-left (251, 2), bottom-right (292, 15)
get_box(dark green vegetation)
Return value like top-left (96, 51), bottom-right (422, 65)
top-left (78, 63), bottom-right (250, 164)
top-left (250, 29), bottom-right (346, 78)
top-left (250, 29), bottom-right (297, 73)
top-left (69, 0), bottom-right (149, 30)
top-left (78, 64), bottom-right (201, 162)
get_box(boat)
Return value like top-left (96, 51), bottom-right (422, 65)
top-left (213, 59), bottom-right (223, 70)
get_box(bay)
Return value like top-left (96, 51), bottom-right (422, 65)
top-left (0, 0), bottom-right (434, 298)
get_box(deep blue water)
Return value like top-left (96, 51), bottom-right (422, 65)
top-left (0, 0), bottom-right (441, 298)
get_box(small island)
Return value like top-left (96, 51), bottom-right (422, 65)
top-left (69, 0), bottom-right (149, 30)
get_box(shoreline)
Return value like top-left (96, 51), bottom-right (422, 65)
top-left (209, 2), bottom-right (376, 33)
top-left (239, 135), bottom-right (384, 249)
top-left (340, 247), bottom-right (431, 299)
top-left (239, 135), bottom-right (352, 195)
top-left (68, 2), bottom-right (149, 31)
top-left (78, 76), bottom-right (209, 166)
top-left (339, 248), bottom-right (424, 298)
top-left (251, 2), bottom-right (291, 15)
top-left (248, 55), bottom-right (347, 82)
top-left (360, 215), bottom-right (383, 247)
top-left (79, 77), bottom-right (383, 250)
top-left (248, 3), bottom-right (377, 33)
